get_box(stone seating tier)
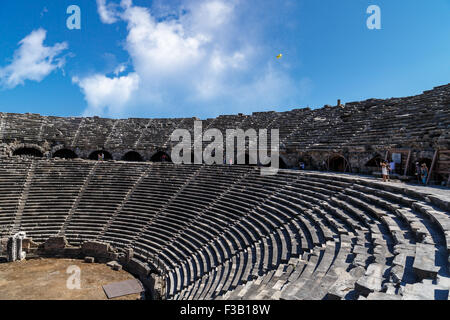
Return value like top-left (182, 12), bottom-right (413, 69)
top-left (1, 159), bottom-right (448, 300)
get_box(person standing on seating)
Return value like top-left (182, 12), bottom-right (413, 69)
top-left (389, 160), bottom-right (396, 177)
top-left (381, 161), bottom-right (389, 182)
top-left (421, 163), bottom-right (429, 185)
top-left (415, 162), bottom-right (421, 183)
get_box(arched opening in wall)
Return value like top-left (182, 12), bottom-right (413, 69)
top-left (365, 154), bottom-right (383, 170)
top-left (52, 149), bottom-right (78, 159)
top-left (328, 155), bottom-right (348, 172)
top-left (417, 158), bottom-right (432, 169)
top-left (122, 151), bottom-right (143, 162)
top-left (13, 147), bottom-right (43, 158)
top-left (88, 150), bottom-right (113, 161)
top-left (150, 151), bottom-right (172, 163)
top-left (298, 156), bottom-right (312, 170)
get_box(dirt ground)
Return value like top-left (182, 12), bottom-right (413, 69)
top-left (0, 258), bottom-right (142, 300)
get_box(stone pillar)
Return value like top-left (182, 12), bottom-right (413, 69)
top-left (6, 237), bottom-right (16, 262)
top-left (7, 232), bottom-right (27, 262)
top-left (125, 248), bottom-right (134, 263)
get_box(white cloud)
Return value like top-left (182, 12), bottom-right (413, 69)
top-left (74, 0), bottom-right (308, 118)
top-left (0, 29), bottom-right (68, 89)
top-left (181, 0), bottom-right (236, 35)
top-left (96, 0), bottom-right (120, 24)
top-left (73, 73), bottom-right (139, 116)
top-left (123, 4), bottom-right (208, 76)
top-left (113, 63), bottom-right (127, 76)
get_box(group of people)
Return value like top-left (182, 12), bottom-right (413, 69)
top-left (415, 161), bottom-right (429, 185)
top-left (381, 159), bottom-right (429, 184)
top-left (380, 161), bottom-right (393, 182)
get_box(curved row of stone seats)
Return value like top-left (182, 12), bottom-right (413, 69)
top-left (2, 84), bottom-right (448, 154)
top-left (103, 118), bottom-right (147, 150)
top-left (282, 86), bottom-right (450, 150)
top-left (0, 160), bottom-right (33, 235)
top-left (298, 173), bottom-right (448, 299)
top-left (140, 168), bottom-right (289, 294)
top-left (0, 160), bottom-right (448, 300)
top-left (63, 162), bottom-right (150, 245)
top-left (179, 172), bottom-right (362, 300)
top-left (0, 113), bottom-right (44, 143)
top-left (163, 180), bottom-right (272, 295)
top-left (100, 164), bottom-right (200, 228)
top-left (170, 171), bottom-right (449, 300)
top-left (139, 167), bottom-right (252, 256)
top-left (42, 116), bottom-right (83, 144)
top-left (17, 160), bottom-right (95, 242)
top-left (99, 164), bottom-right (207, 254)
top-left (169, 171), bottom-right (343, 299)
top-left (137, 118), bottom-right (190, 149)
top-left (71, 117), bottom-right (116, 148)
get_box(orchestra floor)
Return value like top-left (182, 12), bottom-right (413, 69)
top-left (0, 258), bottom-right (141, 300)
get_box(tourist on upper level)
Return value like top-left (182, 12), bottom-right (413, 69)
top-left (421, 163), bottom-right (429, 185)
top-left (389, 160), bottom-right (396, 176)
top-left (415, 162), bottom-right (421, 183)
top-left (381, 161), bottom-right (389, 182)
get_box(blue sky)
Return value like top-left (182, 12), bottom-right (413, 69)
top-left (0, 0), bottom-right (449, 119)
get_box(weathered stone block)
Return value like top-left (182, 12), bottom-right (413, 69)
top-left (81, 241), bottom-right (110, 253)
top-left (112, 264), bottom-right (122, 271)
top-left (125, 258), bottom-right (150, 277)
top-left (43, 236), bottom-right (69, 251)
top-left (355, 263), bottom-right (384, 296)
top-left (413, 243), bottom-right (440, 280)
top-left (81, 241), bottom-right (117, 262)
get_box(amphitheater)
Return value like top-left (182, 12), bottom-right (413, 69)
top-left (0, 83), bottom-right (449, 300)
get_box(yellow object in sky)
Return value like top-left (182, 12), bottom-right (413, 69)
top-left (276, 53), bottom-right (283, 59)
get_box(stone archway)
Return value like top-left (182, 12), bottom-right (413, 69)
top-left (150, 151), bottom-right (172, 163)
top-left (88, 150), bottom-right (113, 161)
top-left (327, 154), bottom-right (351, 173)
top-left (122, 151), bottom-right (144, 162)
top-left (13, 147), bottom-right (43, 158)
top-left (365, 154), bottom-right (383, 172)
top-left (297, 154), bottom-right (313, 170)
top-left (410, 157), bottom-right (433, 175)
top-left (52, 149), bottom-right (78, 159)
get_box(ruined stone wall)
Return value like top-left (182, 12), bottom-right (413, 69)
top-left (0, 83), bottom-right (449, 174)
